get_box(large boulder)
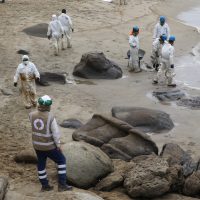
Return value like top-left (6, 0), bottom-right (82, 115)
top-left (0, 177), bottom-right (8, 200)
top-left (73, 52), bottom-right (122, 79)
top-left (160, 143), bottom-right (198, 177)
top-left (123, 154), bottom-right (181, 198)
top-left (62, 141), bottom-right (113, 189)
top-left (73, 114), bottom-right (158, 161)
top-left (36, 72), bottom-right (66, 86)
top-left (183, 171), bottom-right (200, 196)
top-left (112, 107), bottom-right (174, 133)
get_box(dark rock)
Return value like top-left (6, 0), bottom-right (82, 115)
top-left (153, 89), bottom-right (185, 102)
top-left (23, 23), bottom-right (48, 38)
top-left (14, 150), bottom-right (37, 164)
top-left (0, 177), bottom-right (8, 200)
top-left (124, 154), bottom-right (181, 198)
top-left (17, 49), bottom-right (29, 55)
top-left (177, 96), bottom-right (200, 109)
top-left (73, 114), bottom-right (158, 161)
top-left (160, 143), bottom-right (198, 177)
top-left (62, 141), bottom-right (113, 189)
top-left (112, 107), bottom-right (174, 133)
top-left (36, 72), bottom-right (66, 86)
top-left (60, 119), bottom-right (83, 129)
top-left (73, 52), bottom-right (122, 79)
top-left (183, 171), bottom-right (200, 196)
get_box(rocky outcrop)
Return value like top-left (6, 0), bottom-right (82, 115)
top-left (0, 177), bottom-right (8, 200)
top-left (60, 119), bottom-right (83, 129)
top-left (73, 52), bottom-right (122, 79)
top-left (62, 141), bottom-right (113, 189)
top-left (73, 114), bottom-right (158, 161)
top-left (160, 143), bottom-right (198, 177)
top-left (183, 171), bottom-right (200, 196)
top-left (112, 107), bottom-right (174, 133)
top-left (36, 72), bottom-right (66, 86)
top-left (123, 154), bottom-right (182, 198)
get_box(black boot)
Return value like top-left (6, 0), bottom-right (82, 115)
top-left (58, 184), bottom-right (73, 192)
top-left (41, 185), bottom-right (54, 192)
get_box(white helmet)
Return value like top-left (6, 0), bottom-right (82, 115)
top-left (52, 14), bottom-right (57, 21)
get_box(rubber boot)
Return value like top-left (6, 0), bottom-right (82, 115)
top-left (58, 184), bottom-right (73, 192)
top-left (41, 185), bottom-right (54, 192)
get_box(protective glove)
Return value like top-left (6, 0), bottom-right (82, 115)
top-left (14, 82), bottom-right (17, 87)
top-left (171, 64), bottom-right (174, 68)
top-left (72, 28), bottom-right (74, 32)
top-left (47, 35), bottom-right (51, 40)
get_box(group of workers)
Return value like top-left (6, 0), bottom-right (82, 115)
top-left (12, 12), bottom-right (177, 192)
top-left (47, 9), bottom-right (73, 56)
top-left (13, 9), bottom-right (74, 192)
top-left (128, 16), bottom-right (176, 87)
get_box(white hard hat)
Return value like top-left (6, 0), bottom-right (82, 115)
top-left (52, 14), bottom-right (57, 21)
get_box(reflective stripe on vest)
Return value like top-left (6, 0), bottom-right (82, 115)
top-left (29, 111), bottom-right (56, 151)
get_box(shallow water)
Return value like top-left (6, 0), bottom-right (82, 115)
top-left (176, 7), bottom-right (200, 89)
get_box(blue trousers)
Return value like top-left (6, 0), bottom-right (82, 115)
top-left (35, 148), bottom-right (66, 186)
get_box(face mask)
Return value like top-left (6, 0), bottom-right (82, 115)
top-left (23, 61), bottom-right (29, 65)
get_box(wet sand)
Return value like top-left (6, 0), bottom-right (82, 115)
top-left (0, 0), bottom-right (200, 198)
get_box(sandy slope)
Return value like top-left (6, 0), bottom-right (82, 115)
top-left (0, 0), bottom-right (200, 198)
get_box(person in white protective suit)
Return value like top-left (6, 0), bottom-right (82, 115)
top-left (58, 9), bottom-right (74, 49)
top-left (151, 34), bottom-right (167, 71)
top-left (14, 55), bottom-right (40, 109)
top-left (153, 16), bottom-right (170, 41)
top-left (153, 35), bottom-right (176, 87)
top-left (47, 15), bottom-right (64, 56)
top-left (128, 26), bottom-right (141, 72)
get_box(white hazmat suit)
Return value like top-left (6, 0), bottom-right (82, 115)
top-left (128, 34), bottom-right (140, 72)
top-left (153, 23), bottom-right (170, 41)
top-left (47, 15), bottom-right (64, 55)
top-left (14, 55), bottom-right (40, 108)
top-left (58, 13), bottom-right (73, 49)
top-left (154, 42), bottom-right (175, 85)
top-left (151, 38), bottom-right (166, 69)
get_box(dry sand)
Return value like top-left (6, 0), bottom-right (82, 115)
top-left (0, 0), bottom-right (200, 198)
